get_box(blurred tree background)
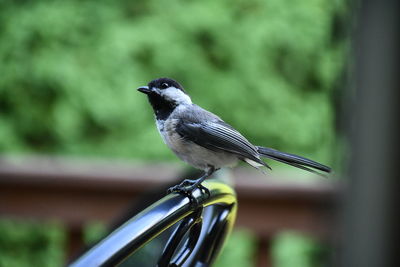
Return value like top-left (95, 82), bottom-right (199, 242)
top-left (0, 0), bottom-right (348, 266)
top-left (0, 0), bottom-right (347, 164)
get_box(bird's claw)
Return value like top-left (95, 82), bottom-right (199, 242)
top-left (167, 179), bottom-right (210, 205)
top-left (196, 183), bottom-right (210, 197)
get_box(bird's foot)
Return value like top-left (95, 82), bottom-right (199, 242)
top-left (167, 179), bottom-right (210, 205)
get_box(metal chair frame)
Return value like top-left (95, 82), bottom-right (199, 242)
top-left (69, 180), bottom-right (237, 267)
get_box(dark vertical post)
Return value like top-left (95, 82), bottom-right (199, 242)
top-left (66, 226), bottom-right (84, 263)
top-left (341, 0), bottom-right (400, 267)
top-left (256, 237), bottom-right (272, 267)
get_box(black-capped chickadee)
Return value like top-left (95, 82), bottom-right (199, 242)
top-left (138, 78), bottom-right (331, 197)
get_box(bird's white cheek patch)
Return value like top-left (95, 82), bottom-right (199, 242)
top-left (162, 87), bottom-right (192, 105)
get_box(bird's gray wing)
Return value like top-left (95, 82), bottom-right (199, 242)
top-left (176, 119), bottom-right (267, 167)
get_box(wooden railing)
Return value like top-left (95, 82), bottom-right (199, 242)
top-left (0, 156), bottom-right (340, 266)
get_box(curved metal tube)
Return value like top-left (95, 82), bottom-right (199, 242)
top-left (69, 180), bottom-right (237, 267)
top-left (157, 207), bottom-right (204, 266)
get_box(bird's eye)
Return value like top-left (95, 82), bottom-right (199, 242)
top-left (161, 83), bottom-right (169, 89)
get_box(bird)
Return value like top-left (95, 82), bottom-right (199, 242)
top-left (137, 77), bottom-right (331, 199)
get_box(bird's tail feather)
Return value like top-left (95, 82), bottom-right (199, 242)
top-left (256, 146), bottom-right (331, 176)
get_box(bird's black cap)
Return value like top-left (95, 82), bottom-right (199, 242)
top-left (148, 77), bottom-right (187, 93)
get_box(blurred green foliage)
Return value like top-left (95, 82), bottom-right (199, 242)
top-left (0, 0), bottom-right (346, 266)
top-left (0, 0), bottom-right (347, 166)
top-left (214, 229), bottom-right (256, 267)
top-left (82, 220), bottom-right (108, 246)
top-left (272, 232), bottom-right (330, 267)
top-left (0, 219), bottom-right (65, 267)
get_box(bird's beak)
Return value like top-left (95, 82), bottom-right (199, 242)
top-left (137, 86), bottom-right (151, 94)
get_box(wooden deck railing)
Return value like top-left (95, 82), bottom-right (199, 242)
top-left (0, 156), bottom-right (340, 266)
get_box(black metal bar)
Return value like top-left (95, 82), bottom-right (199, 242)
top-left (185, 204), bottom-right (231, 265)
top-left (69, 180), bottom-right (237, 267)
top-left (170, 217), bottom-right (202, 267)
top-left (157, 207), bottom-right (203, 266)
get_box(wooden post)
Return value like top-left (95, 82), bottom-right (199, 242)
top-left (255, 237), bottom-right (272, 267)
